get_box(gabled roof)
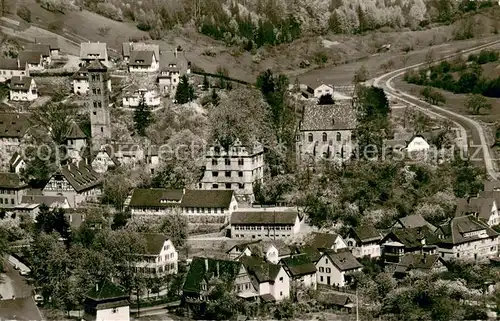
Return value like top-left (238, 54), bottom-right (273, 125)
top-left (300, 102), bottom-right (356, 131)
top-left (0, 172), bottom-right (27, 189)
top-left (80, 42), bottom-right (107, 60)
top-left (394, 214), bottom-right (437, 232)
top-left (240, 255), bottom-right (281, 283)
top-left (0, 58), bottom-right (21, 70)
top-left (183, 257), bottom-right (241, 293)
top-left (181, 190), bottom-right (234, 208)
top-left (437, 215), bottom-right (499, 245)
top-left (36, 37), bottom-right (60, 50)
top-left (25, 44), bottom-right (50, 57)
top-left (10, 76), bottom-right (33, 91)
top-left (129, 50), bottom-right (155, 67)
top-left (455, 197), bottom-right (496, 221)
top-left (86, 59), bottom-right (107, 71)
top-left (322, 250), bottom-right (362, 271)
top-left (139, 233), bottom-right (171, 255)
top-left (0, 297), bottom-right (43, 320)
top-left (317, 292), bottom-right (353, 307)
top-left (58, 160), bottom-right (101, 192)
top-left (86, 279), bottom-right (127, 301)
top-left (129, 188), bottom-right (183, 208)
top-left (129, 188), bottom-right (234, 209)
top-left (394, 253), bottom-right (442, 274)
top-left (228, 239), bottom-right (293, 257)
top-left (123, 42), bottom-right (160, 59)
top-left (9, 151), bottom-right (24, 168)
top-left (18, 51), bottom-right (42, 65)
top-left (231, 210), bottom-right (298, 225)
top-left (293, 245), bottom-right (322, 263)
top-left (280, 253), bottom-right (317, 277)
top-left (72, 65), bottom-right (89, 80)
top-left (306, 232), bottom-right (340, 250)
top-left (65, 120), bottom-right (86, 139)
top-left (383, 226), bottom-right (439, 248)
top-left (0, 113), bottom-right (30, 138)
top-left (349, 225), bottom-right (381, 243)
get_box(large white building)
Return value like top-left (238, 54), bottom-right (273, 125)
top-left (315, 250), bottom-right (362, 287)
top-left (9, 76), bottom-right (37, 101)
top-left (199, 139), bottom-right (264, 202)
top-left (135, 233), bottom-right (178, 277)
top-left (230, 208), bottom-right (302, 239)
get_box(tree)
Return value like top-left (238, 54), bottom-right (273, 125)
top-left (34, 205), bottom-right (71, 241)
top-left (202, 75), bottom-right (209, 91)
top-left (465, 94), bottom-right (492, 115)
top-left (353, 65), bottom-right (369, 84)
top-left (17, 5), bottom-right (31, 22)
top-left (102, 169), bottom-right (135, 211)
top-left (174, 75), bottom-right (195, 104)
top-left (318, 94), bottom-right (335, 105)
top-left (31, 102), bottom-right (76, 145)
top-left (159, 210), bottom-right (188, 247)
top-left (133, 94), bottom-right (152, 136)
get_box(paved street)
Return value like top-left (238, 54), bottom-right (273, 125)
top-left (0, 256), bottom-right (32, 299)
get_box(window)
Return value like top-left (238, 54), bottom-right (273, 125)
top-left (225, 159), bottom-right (231, 166)
top-left (101, 127), bottom-right (103, 132)
top-left (279, 277), bottom-right (283, 282)
top-left (325, 258), bottom-right (328, 264)
top-left (10, 199), bottom-right (14, 205)
top-left (212, 184), bottom-right (218, 189)
top-left (93, 111), bottom-right (97, 116)
top-left (322, 132), bottom-right (327, 142)
top-left (238, 183), bottom-right (244, 189)
top-left (212, 171), bottom-right (219, 177)
top-left (319, 267), bottom-right (324, 272)
top-left (112, 308), bottom-right (117, 313)
top-left (92, 88), bottom-right (96, 94)
top-left (238, 171), bottom-right (243, 177)
top-left (212, 159), bottom-right (218, 166)
top-left (225, 171), bottom-right (231, 177)
top-left (308, 133), bottom-right (313, 142)
top-left (326, 268), bottom-right (331, 273)
top-left (280, 291), bottom-right (283, 296)
top-left (225, 183), bottom-right (231, 189)
top-left (320, 276), bottom-right (323, 282)
top-left (336, 132), bottom-right (341, 141)
top-left (238, 159), bottom-right (244, 166)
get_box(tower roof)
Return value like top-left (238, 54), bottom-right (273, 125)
top-left (65, 121), bottom-right (87, 139)
top-left (87, 59), bottom-right (107, 71)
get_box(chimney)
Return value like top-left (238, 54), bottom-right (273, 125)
top-left (205, 258), bottom-right (208, 272)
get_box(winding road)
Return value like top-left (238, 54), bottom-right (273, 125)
top-left (373, 39), bottom-right (500, 180)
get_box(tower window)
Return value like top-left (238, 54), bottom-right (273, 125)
top-left (308, 133), bottom-right (313, 142)
top-left (336, 132), bottom-right (341, 141)
top-left (322, 132), bottom-right (327, 142)
top-left (101, 127), bottom-right (103, 132)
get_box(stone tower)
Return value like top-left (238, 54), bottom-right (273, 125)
top-left (87, 59), bottom-right (111, 147)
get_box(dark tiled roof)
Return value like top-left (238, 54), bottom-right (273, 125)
top-left (0, 297), bottom-right (43, 320)
top-left (86, 279), bottom-right (127, 301)
top-left (394, 253), bottom-right (442, 274)
top-left (182, 190), bottom-right (234, 208)
top-left (59, 160), bottom-right (101, 192)
top-left (484, 180), bottom-right (500, 192)
top-left (129, 50), bottom-right (154, 66)
top-left (0, 113), bottom-right (30, 138)
top-left (240, 255), bottom-right (281, 283)
top-left (384, 226), bottom-right (439, 248)
top-left (437, 215), bottom-right (499, 245)
top-left (10, 76), bottom-right (33, 91)
top-left (0, 172), bottom-right (27, 189)
top-left (293, 245), bottom-right (322, 263)
top-left (231, 210), bottom-right (298, 225)
top-left (183, 257), bottom-right (241, 293)
top-left (72, 66), bottom-right (88, 80)
top-left (456, 197), bottom-right (496, 221)
top-left (21, 195), bottom-right (68, 207)
top-left (395, 214), bottom-right (437, 232)
top-left (0, 58), bottom-right (21, 70)
top-left (280, 254), bottom-right (316, 277)
top-left (26, 44), bottom-right (50, 57)
top-left (306, 232), bottom-right (339, 250)
top-left (140, 233), bottom-right (169, 255)
top-left (301, 102), bottom-right (356, 131)
top-left (323, 250), bottom-right (362, 271)
top-left (65, 121), bottom-right (86, 139)
top-left (36, 37), bottom-right (59, 50)
top-left (18, 51), bottom-right (42, 65)
top-left (86, 59), bottom-right (107, 71)
top-left (317, 292), bottom-right (353, 307)
top-left (350, 225), bottom-right (381, 243)
top-left (129, 188), bottom-right (184, 208)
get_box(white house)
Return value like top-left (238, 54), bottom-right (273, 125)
top-left (91, 146), bottom-right (120, 174)
top-left (230, 208), bottom-right (302, 239)
top-left (313, 84), bottom-right (334, 99)
top-left (122, 86), bottom-right (161, 108)
top-left (436, 215), bottom-right (499, 262)
top-left (315, 250), bottom-right (362, 287)
top-left (157, 65), bottom-right (180, 97)
top-left (406, 135), bottom-right (431, 153)
top-left (128, 50), bottom-right (159, 73)
top-left (227, 239), bottom-right (292, 264)
top-left (280, 254), bottom-right (317, 289)
top-left (18, 51), bottom-right (44, 71)
top-left (9, 76), bottom-right (37, 101)
top-left (83, 280), bottom-right (129, 321)
top-left (0, 172), bottom-right (28, 209)
top-left (344, 225), bottom-right (382, 258)
top-left (0, 58), bottom-right (28, 82)
top-left (80, 42), bottom-right (108, 64)
top-left (135, 233), bottom-right (178, 277)
top-left (9, 151), bottom-right (26, 174)
top-left (241, 255), bottom-right (290, 302)
top-left (25, 44), bottom-right (52, 65)
top-left (306, 232), bottom-right (348, 252)
top-left (456, 196), bottom-right (500, 227)
top-left (144, 145), bottom-right (161, 175)
top-left (122, 42), bottom-right (160, 64)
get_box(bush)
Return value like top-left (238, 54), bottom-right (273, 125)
top-left (48, 19), bottom-right (64, 32)
top-left (95, 2), bottom-right (123, 21)
top-left (17, 5), bottom-right (31, 23)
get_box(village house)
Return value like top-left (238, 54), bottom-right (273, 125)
top-left (183, 257), bottom-right (253, 302)
top-left (297, 102), bottom-right (357, 163)
top-left (315, 249), bottom-right (362, 287)
top-left (91, 146), bottom-right (120, 174)
top-left (128, 188), bottom-right (238, 218)
top-left (0, 113), bottom-right (30, 152)
top-left (0, 172), bottom-right (28, 209)
top-left (305, 232), bottom-right (348, 252)
top-left (35, 37), bottom-right (60, 58)
top-left (230, 208), bottom-right (302, 239)
top-left (299, 84), bottom-right (354, 101)
top-left (14, 203), bottom-right (40, 218)
top-left (83, 279), bottom-right (129, 321)
top-left (157, 65), bottom-right (180, 97)
top-left (344, 225), bottom-right (382, 258)
top-left (122, 86), bottom-right (161, 108)
top-left (42, 161), bottom-right (102, 208)
top-left (199, 139), bottom-right (264, 202)
top-left (317, 292), bottom-right (355, 312)
top-left (128, 50), bottom-right (159, 73)
top-left (18, 51), bottom-right (44, 71)
top-left (121, 42), bottom-right (160, 64)
top-left (405, 135), bottom-right (431, 153)
top-left (21, 195), bottom-right (71, 209)
top-left (135, 233), bottom-right (178, 277)
top-left (435, 214), bottom-right (499, 261)
top-left (0, 58), bottom-right (28, 82)
top-left (393, 253), bottom-right (447, 278)
top-left (80, 42), bottom-right (108, 64)
top-left (144, 145), bottom-right (160, 175)
top-left (65, 121), bottom-right (87, 161)
top-left (457, 196), bottom-right (500, 227)
top-left (9, 151), bottom-right (26, 174)
top-left (72, 64), bottom-right (112, 95)
top-left (226, 239), bottom-right (292, 264)
top-left (25, 44), bottom-right (51, 65)
top-left (380, 226), bottom-right (440, 264)
top-left (9, 76), bottom-right (37, 101)
top-left (280, 253), bottom-right (317, 289)
top-left (391, 214), bottom-right (437, 232)
top-left (241, 255), bottom-right (291, 302)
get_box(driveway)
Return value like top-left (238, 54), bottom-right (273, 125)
top-left (0, 256), bottom-right (32, 299)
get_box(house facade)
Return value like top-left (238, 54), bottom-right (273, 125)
top-left (0, 58), bottom-right (28, 82)
top-left (42, 161), bottom-right (102, 208)
top-left (199, 139), bottom-right (264, 202)
top-left (0, 173), bottom-right (28, 209)
top-left (280, 254), bottom-right (317, 289)
top-left (344, 225), bottom-right (382, 258)
top-left (306, 232), bottom-right (348, 252)
top-left (18, 51), bottom-right (44, 71)
top-left (157, 65), bottom-right (180, 97)
top-left (122, 87), bottom-right (161, 108)
top-left (227, 239), bottom-right (292, 264)
top-left (393, 253), bottom-right (447, 278)
top-left (35, 37), bottom-right (60, 58)
top-left (315, 250), bottom-right (362, 287)
top-left (9, 151), bottom-right (26, 174)
top-left (230, 208), bottom-right (302, 239)
top-left (80, 42), bottom-right (108, 64)
top-left (65, 121), bottom-right (87, 161)
top-left (9, 76), bottom-right (37, 101)
top-left (0, 113), bottom-right (30, 153)
top-left (83, 280), bottom-right (129, 321)
top-left (381, 226), bottom-right (439, 264)
top-left (456, 196), bottom-right (500, 227)
top-left (128, 50), bottom-right (159, 73)
top-left (297, 102), bottom-right (357, 163)
top-left (91, 147), bottom-right (119, 174)
top-left (25, 44), bottom-right (52, 65)
top-left (436, 215), bottom-right (499, 261)
top-left (135, 234), bottom-right (178, 277)
top-left (122, 42), bottom-right (160, 64)
top-left (406, 135), bottom-right (431, 153)
top-left (241, 256), bottom-right (290, 301)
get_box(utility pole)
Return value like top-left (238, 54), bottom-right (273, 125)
top-left (356, 287), bottom-right (359, 321)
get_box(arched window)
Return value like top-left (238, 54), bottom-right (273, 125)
top-left (308, 133), bottom-right (313, 142)
top-left (336, 132), bottom-right (342, 142)
top-left (322, 132), bottom-right (327, 142)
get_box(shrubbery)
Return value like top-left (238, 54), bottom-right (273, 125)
top-left (95, 2), bottom-right (123, 22)
top-left (17, 5), bottom-right (31, 23)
